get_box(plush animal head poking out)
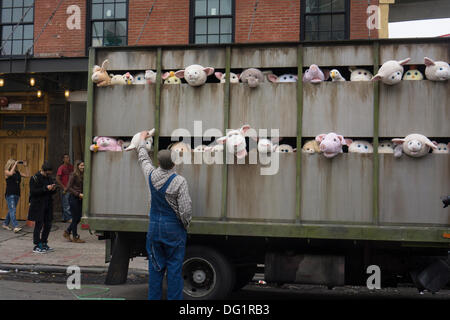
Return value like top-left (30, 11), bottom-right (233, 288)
top-left (315, 133), bottom-right (349, 158)
top-left (378, 140), bottom-right (394, 154)
top-left (144, 70), bottom-right (157, 84)
top-left (392, 133), bottom-right (437, 158)
top-left (216, 125), bottom-right (251, 159)
top-left (215, 72), bottom-right (240, 83)
top-left (90, 136), bottom-right (123, 152)
top-left (347, 140), bottom-right (373, 153)
top-left (133, 73), bottom-right (146, 84)
top-left (303, 64), bottom-right (330, 83)
top-left (239, 68), bottom-right (265, 88)
top-left (349, 67), bottom-right (372, 81)
top-left (372, 58), bottom-right (410, 85)
top-left (302, 140), bottom-right (321, 154)
top-left (276, 144), bottom-right (296, 153)
top-left (424, 57), bottom-right (450, 81)
top-left (162, 71), bottom-right (181, 84)
top-left (267, 74), bottom-right (298, 83)
top-left (91, 60), bottom-right (111, 87)
top-left (432, 142), bottom-right (450, 154)
top-left (175, 64), bottom-right (214, 86)
top-left (330, 69), bottom-right (346, 82)
top-left (403, 66), bottom-right (423, 80)
top-left (124, 129), bottom-right (155, 152)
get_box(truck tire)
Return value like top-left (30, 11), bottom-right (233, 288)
top-left (105, 232), bottom-right (131, 285)
top-left (183, 245), bottom-right (235, 300)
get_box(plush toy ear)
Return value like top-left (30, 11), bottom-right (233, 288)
top-left (93, 136), bottom-right (99, 143)
top-left (240, 124), bottom-right (251, 135)
top-left (216, 136), bottom-right (227, 144)
top-left (203, 67), bottom-right (215, 76)
top-left (345, 139), bottom-right (353, 146)
top-left (267, 74), bottom-right (278, 83)
top-left (214, 72), bottom-right (223, 80)
top-left (315, 134), bottom-right (326, 143)
top-left (424, 57), bottom-right (435, 67)
top-left (337, 135), bottom-right (346, 145)
top-left (322, 69), bottom-right (330, 81)
top-left (432, 140), bottom-right (438, 147)
top-left (174, 70), bottom-right (185, 79)
top-left (425, 140), bottom-right (437, 149)
top-left (392, 138), bottom-right (405, 145)
top-left (371, 74), bottom-right (382, 81)
top-left (149, 128), bottom-right (156, 136)
top-left (162, 72), bottom-right (170, 80)
top-left (398, 58), bottom-right (411, 66)
top-left (117, 140), bottom-right (124, 146)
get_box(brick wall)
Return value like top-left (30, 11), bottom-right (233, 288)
top-left (350, 0), bottom-right (379, 39)
top-left (33, 0), bottom-right (86, 57)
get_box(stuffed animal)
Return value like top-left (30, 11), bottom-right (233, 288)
top-left (91, 60), bottom-right (111, 87)
top-left (193, 144), bottom-right (208, 152)
top-left (215, 72), bottom-right (240, 83)
top-left (124, 129), bottom-right (155, 152)
top-left (349, 67), bottom-right (372, 81)
top-left (432, 142), bottom-right (449, 154)
top-left (315, 133), bottom-right (350, 158)
top-left (169, 142), bottom-right (191, 153)
top-left (133, 73), bottom-right (146, 84)
top-left (255, 138), bottom-right (281, 154)
top-left (162, 71), bottom-right (181, 84)
top-left (123, 72), bottom-right (134, 85)
top-left (276, 144), bottom-right (296, 153)
top-left (175, 64), bottom-right (214, 86)
top-left (90, 136), bottom-right (123, 152)
top-left (330, 69), bottom-right (346, 82)
top-left (424, 57), bottom-right (450, 81)
top-left (216, 125), bottom-right (251, 159)
top-left (347, 140), bottom-right (373, 153)
top-left (239, 68), bottom-right (265, 88)
top-left (303, 64), bottom-right (330, 83)
top-left (392, 133), bottom-right (437, 158)
top-left (267, 74), bottom-right (298, 83)
top-left (403, 65), bottom-right (423, 80)
top-left (378, 140), bottom-right (394, 154)
top-left (145, 70), bottom-right (157, 84)
top-left (372, 58), bottom-right (410, 85)
top-left (110, 74), bottom-right (127, 85)
top-left (302, 140), bottom-right (321, 154)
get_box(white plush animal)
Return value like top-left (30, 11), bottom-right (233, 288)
top-left (214, 72), bottom-right (240, 83)
top-left (145, 70), bottom-right (157, 84)
top-left (347, 140), bottom-right (373, 153)
top-left (124, 129), bottom-right (155, 152)
top-left (216, 125), bottom-right (251, 159)
top-left (276, 144), bottom-right (296, 153)
top-left (193, 145), bottom-right (208, 152)
top-left (256, 138), bottom-right (280, 154)
top-left (133, 73), bottom-right (146, 84)
top-left (424, 57), bottom-right (450, 81)
top-left (378, 140), bottom-right (394, 154)
top-left (349, 67), bottom-right (372, 81)
top-left (110, 74), bottom-right (127, 85)
top-left (175, 64), bottom-right (214, 86)
top-left (267, 74), bottom-right (298, 83)
top-left (330, 69), bottom-right (346, 82)
top-left (392, 133), bottom-right (437, 158)
top-left (169, 142), bottom-right (191, 153)
top-left (372, 58), bottom-right (410, 85)
top-left (432, 142), bottom-right (449, 154)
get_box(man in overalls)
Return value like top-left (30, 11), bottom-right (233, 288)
top-left (136, 131), bottom-right (192, 300)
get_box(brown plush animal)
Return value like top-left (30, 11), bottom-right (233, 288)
top-left (92, 60), bottom-right (111, 87)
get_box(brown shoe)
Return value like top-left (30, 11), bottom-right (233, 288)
top-left (72, 235), bottom-right (85, 243)
top-left (63, 230), bottom-right (72, 241)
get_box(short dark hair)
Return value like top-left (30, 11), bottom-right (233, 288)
top-left (41, 161), bottom-right (53, 171)
top-left (157, 150), bottom-right (175, 170)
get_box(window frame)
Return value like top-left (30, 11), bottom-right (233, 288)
top-left (300, 0), bottom-right (350, 41)
top-left (0, 0), bottom-right (35, 57)
top-left (86, 0), bottom-right (129, 52)
top-left (189, 0), bottom-right (235, 44)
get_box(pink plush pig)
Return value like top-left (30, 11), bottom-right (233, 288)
top-left (315, 132), bottom-right (350, 158)
top-left (303, 64), bottom-right (330, 83)
top-left (90, 136), bottom-right (123, 152)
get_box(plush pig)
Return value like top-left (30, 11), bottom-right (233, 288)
top-left (330, 69), bottom-right (346, 82)
top-left (302, 140), bottom-right (321, 154)
top-left (175, 64), bottom-right (214, 86)
top-left (215, 72), bottom-right (240, 83)
top-left (315, 133), bottom-right (349, 158)
top-left (162, 71), bottom-right (181, 84)
top-left (133, 73), bottom-right (146, 84)
top-left (347, 140), bottom-right (373, 153)
top-left (378, 140), bottom-right (394, 154)
top-left (267, 74), bottom-right (298, 83)
top-left (91, 60), bottom-right (111, 87)
top-left (349, 67), bottom-right (372, 81)
top-left (124, 129), bottom-right (155, 152)
top-left (276, 144), bottom-right (296, 153)
top-left (90, 136), bottom-right (123, 152)
top-left (145, 70), bottom-right (157, 84)
top-left (432, 142), bottom-right (449, 154)
top-left (240, 68), bottom-right (265, 88)
top-left (424, 57), bottom-right (450, 81)
top-left (372, 58), bottom-right (410, 85)
top-left (403, 66), bottom-right (423, 80)
top-left (303, 64), bottom-right (330, 83)
top-left (216, 125), bottom-right (251, 159)
top-left (392, 133), bottom-right (437, 158)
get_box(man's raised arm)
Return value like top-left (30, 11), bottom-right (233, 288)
top-left (136, 131), bottom-right (156, 178)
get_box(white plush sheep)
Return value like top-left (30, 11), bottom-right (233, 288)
top-left (175, 64), bottom-right (214, 86)
top-left (124, 129), bottom-right (155, 152)
top-left (424, 57), bottom-right (450, 81)
top-left (372, 58), bottom-right (410, 85)
top-left (330, 69), bottom-right (346, 82)
top-left (378, 140), bottom-right (394, 154)
top-left (347, 140), bottom-right (373, 153)
top-left (349, 67), bottom-right (373, 81)
top-left (392, 133), bottom-right (437, 158)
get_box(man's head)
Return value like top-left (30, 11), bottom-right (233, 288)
top-left (62, 154), bottom-right (70, 165)
top-left (158, 150), bottom-right (175, 170)
top-left (41, 161), bottom-right (53, 176)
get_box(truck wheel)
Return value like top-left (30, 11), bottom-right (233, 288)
top-left (183, 245), bottom-right (235, 300)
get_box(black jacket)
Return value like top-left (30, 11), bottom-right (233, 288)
top-left (27, 171), bottom-right (57, 222)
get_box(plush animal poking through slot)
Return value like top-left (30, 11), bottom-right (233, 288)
top-left (330, 69), bottom-right (346, 82)
top-left (215, 72), bottom-right (240, 83)
top-left (267, 74), bottom-right (298, 83)
top-left (392, 134), bottom-right (437, 158)
top-left (302, 140), bottom-right (321, 154)
top-left (378, 140), bottom-right (394, 154)
top-left (424, 57), bottom-right (450, 81)
top-left (276, 144), bottom-right (296, 153)
top-left (145, 70), bottom-right (157, 84)
top-left (133, 73), bottom-right (146, 84)
top-left (216, 125), bottom-right (252, 159)
top-left (175, 64), bottom-right (215, 86)
top-left (372, 58), bottom-right (410, 85)
top-left (162, 71), bottom-right (181, 84)
top-left (91, 60), bottom-right (111, 87)
top-left (315, 133), bottom-right (350, 158)
top-left (124, 129), bottom-right (155, 152)
top-left (240, 68), bottom-right (265, 88)
top-left (432, 142), bottom-right (450, 154)
top-left (347, 140), bottom-right (373, 153)
top-left (255, 137), bottom-right (281, 154)
top-left (303, 64), bottom-right (330, 83)
top-left (403, 66), bottom-right (423, 80)
top-left (349, 67), bottom-right (372, 81)
top-left (90, 136), bottom-right (123, 152)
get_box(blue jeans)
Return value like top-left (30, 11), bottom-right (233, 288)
top-left (3, 195), bottom-right (19, 228)
top-left (60, 191), bottom-right (72, 221)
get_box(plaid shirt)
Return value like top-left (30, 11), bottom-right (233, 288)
top-left (136, 141), bottom-right (192, 229)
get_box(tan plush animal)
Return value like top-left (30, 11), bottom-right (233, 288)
top-left (302, 140), bottom-right (320, 154)
top-left (372, 58), bottom-right (410, 85)
top-left (392, 133), bottom-right (437, 158)
top-left (378, 140), bottom-right (394, 154)
top-left (169, 141), bottom-right (191, 153)
top-left (432, 141), bottom-right (449, 154)
top-left (91, 60), bottom-right (111, 87)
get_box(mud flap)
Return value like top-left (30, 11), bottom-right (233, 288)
top-left (416, 258), bottom-right (450, 294)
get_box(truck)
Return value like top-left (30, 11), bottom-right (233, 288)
top-left (82, 38), bottom-right (450, 299)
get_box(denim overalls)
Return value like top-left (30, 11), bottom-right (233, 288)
top-left (146, 172), bottom-right (187, 300)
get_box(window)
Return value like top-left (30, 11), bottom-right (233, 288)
top-left (191, 0), bottom-right (234, 44)
top-left (90, 0), bottom-right (127, 47)
top-left (302, 0), bottom-right (349, 41)
top-left (1, 115), bottom-right (47, 130)
top-left (1, 0), bottom-right (34, 56)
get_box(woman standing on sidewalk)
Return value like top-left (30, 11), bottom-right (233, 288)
top-left (3, 159), bottom-right (29, 233)
top-left (63, 160), bottom-right (85, 243)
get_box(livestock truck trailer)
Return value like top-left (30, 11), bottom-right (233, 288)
top-left (83, 38), bottom-right (450, 299)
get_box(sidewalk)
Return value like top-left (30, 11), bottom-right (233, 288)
top-left (0, 219), bottom-right (147, 274)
